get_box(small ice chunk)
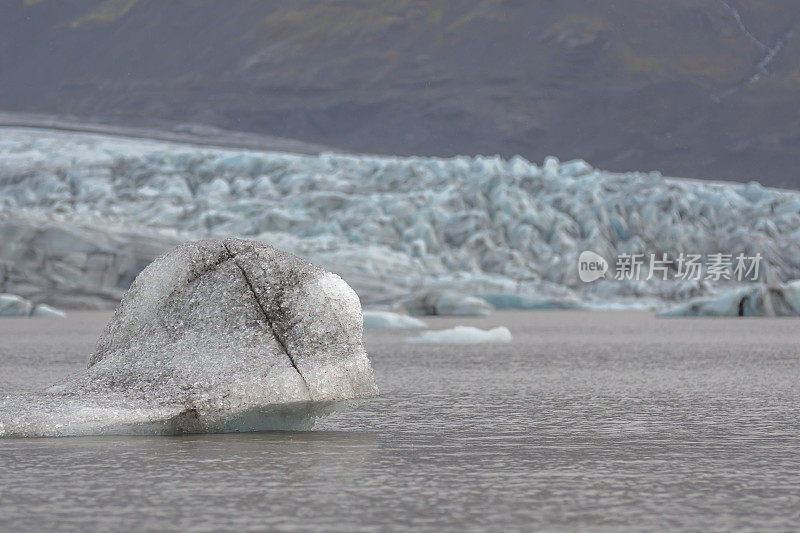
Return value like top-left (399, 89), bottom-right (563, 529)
top-left (363, 310), bottom-right (427, 329)
top-left (479, 293), bottom-right (585, 310)
top-left (0, 294), bottom-right (33, 317)
top-left (406, 326), bottom-right (512, 344)
top-left (30, 304), bottom-right (67, 318)
top-left (0, 294), bottom-right (65, 318)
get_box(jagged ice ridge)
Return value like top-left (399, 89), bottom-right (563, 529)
top-left (1, 127), bottom-right (799, 309)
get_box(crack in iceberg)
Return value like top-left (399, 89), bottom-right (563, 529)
top-left (222, 241), bottom-right (311, 396)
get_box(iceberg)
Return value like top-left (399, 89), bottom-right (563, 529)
top-left (0, 293), bottom-right (66, 318)
top-left (659, 281), bottom-right (800, 317)
top-left (363, 310), bottom-right (427, 329)
top-left (0, 239), bottom-right (378, 437)
top-left (406, 326), bottom-right (512, 344)
top-left (0, 293), bottom-right (32, 317)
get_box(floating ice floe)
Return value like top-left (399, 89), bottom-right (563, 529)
top-left (0, 239), bottom-right (377, 437)
top-left (406, 326), bottom-right (512, 344)
top-left (659, 281), bottom-right (800, 317)
top-left (0, 293), bottom-right (66, 318)
top-left (363, 310), bottom-right (427, 329)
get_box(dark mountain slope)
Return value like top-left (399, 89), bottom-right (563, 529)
top-left (2, 0), bottom-right (800, 186)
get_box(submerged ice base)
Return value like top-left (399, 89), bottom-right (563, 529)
top-left (0, 394), bottom-right (357, 437)
top-left (0, 239), bottom-right (378, 437)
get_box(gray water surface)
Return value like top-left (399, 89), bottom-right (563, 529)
top-left (1, 311), bottom-right (799, 531)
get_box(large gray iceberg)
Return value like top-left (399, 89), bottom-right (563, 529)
top-left (0, 239), bottom-right (377, 437)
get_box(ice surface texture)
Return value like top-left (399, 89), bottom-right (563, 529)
top-left (2, 128), bottom-right (800, 308)
top-left (0, 239), bottom-right (378, 437)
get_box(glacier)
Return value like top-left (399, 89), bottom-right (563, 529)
top-left (0, 239), bottom-right (378, 437)
top-left (1, 127), bottom-right (800, 311)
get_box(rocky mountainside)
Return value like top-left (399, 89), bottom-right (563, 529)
top-left (2, 0), bottom-right (800, 186)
